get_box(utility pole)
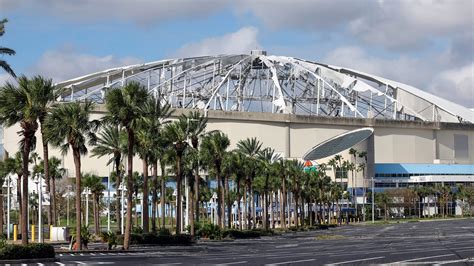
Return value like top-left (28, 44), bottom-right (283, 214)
top-left (372, 176), bottom-right (375, 224)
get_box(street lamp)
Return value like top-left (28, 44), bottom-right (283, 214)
top-left (82, 187), bottom-right (91, 226)
top-left (211, 192), bottom-right (218, 225)
top-left (34, 174), bottom-right (43, 243)
top-left (65, 185), bottom-right (72, 226)
top-left (2, 175), bottom-right (12, 239)
top-left (118, 182), bottom-right (127, 234)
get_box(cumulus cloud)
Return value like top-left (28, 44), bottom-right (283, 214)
top-left (28, 46), bottom-right (142, 82)
top-left (239, 0), bottom-right (473, 50)
top-left (173, 27), bottom-right (260, 57)
top-left (322, 46), bottom-right (473, 108)
top-left (430, 64), bottom-right (474, 108)
top-left (0, 0), bottom-right (228, 25)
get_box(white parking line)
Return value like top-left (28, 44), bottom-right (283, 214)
top-left (55, 263), bottom-right (65, 266)
top-left (328, 256), bottom-right (385, 265)
top-left (266, 259), bottom-right (316, 265)
top-left (216, 261), bottom-right (248, 265)
top-left (74, 261), bottom-right (87, 265)
top-left (388, 253), bottom-right (456, 264)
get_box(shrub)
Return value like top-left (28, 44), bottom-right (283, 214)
top-left (71, 225), bottom-right (92, 248)
top-left (0, 243), bottom-right (55, 260)
top-left (101, 232), bottom-right (118, 250)
top-left (196, 222), bottom-right (221, 239)
top-left (117, 233), bottom-right (193, 246)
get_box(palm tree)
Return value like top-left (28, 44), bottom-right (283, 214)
top-left (29, 76), bottom-right (60, 227)
top-left (104, 81), bottom-right (148, 249)
top-left (164, 119), bottom-right (189, 233)
top-left (0, 160), bottom-right (9, 234)
top-left (287, 159), bottom-right (304, 227)
top-left (2, 152), bottom-right (23, 226)
top-left (138, 96), bottom-right (172, 233)
top-left (91, 125), bottom-right (126, 231)
top-left (275, 159), bottom-right (289, 229)
top-left (0, 18), bottom-right (16, 77)
top-left (257, 148), bottom-right (280, 230)
top-left (0, 76), bottom-right (43, 245)
top-left (237, 137), bottom-right (263, 229)
top-left (200, 131), bottom-right (230, 228)
top-left (83, 173), bottom-right (106, 235)
top-left (181, 111), bottom-right (207, 234)
top-left (44, 101), bottom-right (99, 250)
top-left (230, 151), bottom-right (247, 230)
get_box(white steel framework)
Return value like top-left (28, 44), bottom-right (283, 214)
top-left (55, 50), bottom-right (474, 123)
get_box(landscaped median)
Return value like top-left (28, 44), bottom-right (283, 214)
top-left (0, 242), bottom-right (56, 263)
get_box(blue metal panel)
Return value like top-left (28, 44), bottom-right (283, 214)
top-left (375, 163), bottom-right (474, 175)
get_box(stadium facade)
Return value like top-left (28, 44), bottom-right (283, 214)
top-left (1, 51), bottom-right (473, 209)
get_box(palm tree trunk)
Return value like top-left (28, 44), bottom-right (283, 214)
top-left (247, 181), bottom-right (252, 230)
top-left (281, 178), bottom-right (286, 230)
top-left (41, 124), bottom-right (53, 227)
top-left (151, 162), bottom-right (158, 233)
top-left (225, 175), bottom-right (231, 229)
top-left (237, 179), bottom-right (242, 231)
top-left (216, 173), bottom-right (223, 228)
top-left (243, 184), bottom-right (248, 230)
top-left (160, 160), bottom-right (166, 228)
top-left (21, 133), bottom-right (34, 245)
top-left (294, 193), bottom-right (299, 228)
top-left (142, 159), bottom-right (149, 233)
top-left (93, 194), bottom-right (99, 235)
top-left (73, 148), bottom-right (82, 250)
top-left (175, 154), bottom-right (183, 234)
top-left (194, 166), bottom-right (200, 227)
top-left (51, 177), bottom-right (57, 227)
top-left (114, 157), bottom-right (121, 234)
top-left (249, 182), bottom-right (255, 229)
top-left (124, 129), bottom-right (134, 250)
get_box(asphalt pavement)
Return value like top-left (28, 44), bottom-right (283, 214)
top-left (15, 218), bottom-right (474, 265)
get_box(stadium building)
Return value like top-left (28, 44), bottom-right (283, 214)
top-left (1, 51), bottom-right (473, 213)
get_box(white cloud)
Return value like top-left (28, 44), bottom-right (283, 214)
top-left (173, 27), bottom-right (260, 57)
top-left (238, 0), bottom-right (473, 50)
top-left (322, 46), bottom-right (473, 108)
top-left (430, 64), bottom-right (474, 108)
top-left (29, 46), bottom-right (142, 82)
top-left (0, 73), bottom-right (15, 86)
top-left (1, 0), bottom-right (228, 25)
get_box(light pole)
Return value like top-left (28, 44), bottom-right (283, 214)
top-left (3, 175), bottom-right (12, 239)
top-left (66, 185), bottom-right (72, 226)
top-left (211, 192), bottom-right (217, 225)
top-left (83, 187), bottom-right (90, 226)
top-left (34, 174), bottom-right (43, 243)
top-left (119, 182), bottom-right (126, 234)
top-left (372, 176), bottom-right (375, 224)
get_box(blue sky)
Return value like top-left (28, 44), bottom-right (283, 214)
top-left (0, 0), bottom-right (473, 107)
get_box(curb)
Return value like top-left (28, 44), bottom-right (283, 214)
top-left (0, 258), bottom-right (57, 264)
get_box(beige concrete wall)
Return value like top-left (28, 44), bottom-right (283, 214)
top-left (437, 129), bottom-right (474, 164)
top-left (2, 109), bottom-right (473, 178)
top-left (374, 128), bottom-right (435, 163)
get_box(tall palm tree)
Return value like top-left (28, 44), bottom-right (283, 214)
top-left (0, 160), bottom-right (9, 234)
top-left (0, 18), bottom-right (16, 77)
top-left (230, 151), bottom-right (247, 230)
top-left (138, 96), bottom-right (172, 233)
top-left (164, 119), bottom-right (189, 233)
top-left (83, 173), bottom-right (106, 235)
top-left (44, 101), bottom-right (99, 250)
top-left (288, 159), bottom-right (304, 227)
top-left (104, 81), bottom-right (148, 249)
top-left (200, 131), bottom-right (230, 228)
top-left (180, 111), bottom-right (207, 234)
top-left (276, 159), bottom-right (290, 229)
top-left (0, 76), bottom-right (43, 245)
top-left (29, 76), bottom-right (60, 227)
top-left (257, 147), bottom-right (280, 230)
top-left (91, 125), bottom-right (126, 231)
top-left (237, 137), bottom-right (263, 229)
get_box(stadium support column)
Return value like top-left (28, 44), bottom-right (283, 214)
top-left (367, 130), bottom-right (375, 182)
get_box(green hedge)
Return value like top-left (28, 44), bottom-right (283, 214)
top-left (0, 243), bottom-right (55, 260)
top-left (222, 229), bottom-right (275, 239)
top-left (117, 233), bottom-right (193, 246)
